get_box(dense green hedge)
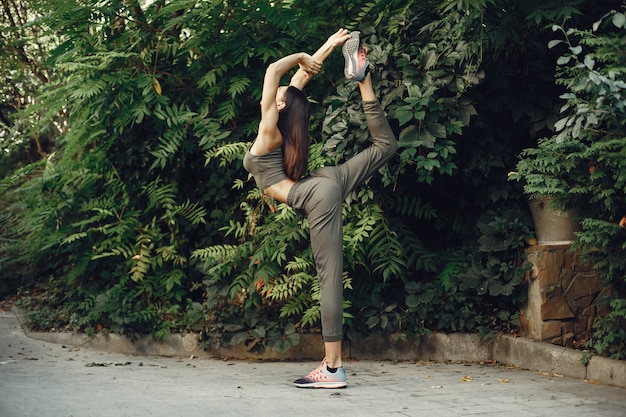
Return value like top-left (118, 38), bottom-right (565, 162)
top-left (1, 0), bottom-right (624, 358)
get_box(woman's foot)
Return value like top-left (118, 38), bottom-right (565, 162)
top-left (293, 358), bottom-right (347, 389)
top-left (342, 31), bottom-right (369, 81)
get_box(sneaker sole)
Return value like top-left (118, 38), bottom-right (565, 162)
top-left (294, 381), bottom-right (348, 389)
top-left (342, 32), bottom-right (360, 79)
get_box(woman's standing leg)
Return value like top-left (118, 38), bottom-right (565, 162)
top-left (314, 69), bottom-right (397, 365)
top-left (289, 174), bottom-right (347, 389)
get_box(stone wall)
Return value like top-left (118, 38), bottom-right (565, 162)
top-left (520, 244), bottom-right (604, 348)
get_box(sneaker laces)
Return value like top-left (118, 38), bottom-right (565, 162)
top-left (300, 358), bottom-right (341, 382)
top-left (306, 359), bottom-right (328, 378)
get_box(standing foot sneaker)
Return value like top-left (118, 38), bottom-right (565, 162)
top-left (342, 31), bottom-right (369, 81)
top-left (293, 359), bottom-right (347, 389)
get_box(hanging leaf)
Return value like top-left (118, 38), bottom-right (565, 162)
top-left (153, 78), bottom-right (162, 95)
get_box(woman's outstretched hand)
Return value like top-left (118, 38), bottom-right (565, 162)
top-left (327, 28), bottom-right (352, 48)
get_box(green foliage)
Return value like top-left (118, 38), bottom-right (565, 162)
top-left (588, 297), bottom-right (626, 360)
top-left (509, 137), bottom-right (586, 202)
top-left (513, 9), bottom-right (626, 359)
top-left (0, 0), bottom-right (59, 179)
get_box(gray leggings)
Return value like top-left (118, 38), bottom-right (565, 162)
top-left (287, 100), bottom-right (397, 342)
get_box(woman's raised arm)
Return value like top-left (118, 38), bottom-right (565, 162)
top-left (254, 52), bottom-right (321, 153)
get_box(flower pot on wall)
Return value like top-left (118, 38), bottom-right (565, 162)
top-left (528, 197), bottom-right (579, 244)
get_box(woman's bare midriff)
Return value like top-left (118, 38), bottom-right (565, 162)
top-left (263, 178), bottom-right (296, 204)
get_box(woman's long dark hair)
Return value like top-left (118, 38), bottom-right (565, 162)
top-left (278, 86), bottom-right (310, 181)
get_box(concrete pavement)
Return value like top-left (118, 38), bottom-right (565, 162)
top-left (1, 311), bottom-right (625, 417)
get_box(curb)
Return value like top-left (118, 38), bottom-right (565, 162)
top-left (14, 310), bottom-right (626, 390)
top-left (587, 355), bottom-right (626, 388)
top-left (494, 334), bottom-right (587, 380)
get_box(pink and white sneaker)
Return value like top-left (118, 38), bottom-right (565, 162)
top-left (342, 31), bottom-right (370, 81)
top-left (293, 359), bottom-right (347, 388)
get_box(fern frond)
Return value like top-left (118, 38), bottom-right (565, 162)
top-left (191, 244), bottom-right (238, 262)
top-left (391, 194), bottom-right (438, 220)
top-left (300, 305), bottom-right (321, 328)
top-left (285, 256), bottom-right (314, 273)
top-left (145, 178), bottom-right (177, 211)
top-left (91, 244), bottom-right (136, 260)
top-left (279, 292), bottom-right (312, 318)
top-left (228, 75), bottom-right (251, 99)
top-left (130, 230), bottom-right (153, 282)
top-left (163, 269), bottom-right (186, 293)
top-left (204, 142), bottom-right (249, 167)
top-left (229, 269), bottom-right (254, 298)
top-left (155, 245), bottom-right (187, 266)
top-left (61, 232), bottom-right (88, 245)
top-left (195, 117), bottom-right (232, 150)
top-left (69, 78), bottom-right (108, 100)
top-left (368, 220), bottom-right (407, 282)
top-left (170, 200), bottom-right (207, 225)
top-left (269, 271), bottom-right (313, 302)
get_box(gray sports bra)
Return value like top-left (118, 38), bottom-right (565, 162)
top-left (243, 145), bottom-right (288, 191)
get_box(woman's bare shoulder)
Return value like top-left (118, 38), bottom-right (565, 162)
top-left (250, 131), bottom-right (281, 155)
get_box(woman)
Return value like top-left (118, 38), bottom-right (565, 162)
top-left (243, 30), bottom-right (397, 388)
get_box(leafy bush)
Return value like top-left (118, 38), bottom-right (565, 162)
top-left (192, 0), bottom-right (536, 349)
top-left (513, 10), bottom-right (626, 359)
top-left (560, 13), bottom-right (626, 360)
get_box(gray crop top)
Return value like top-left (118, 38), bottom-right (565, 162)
top-left (243, 145), bottom-right (288, 191)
